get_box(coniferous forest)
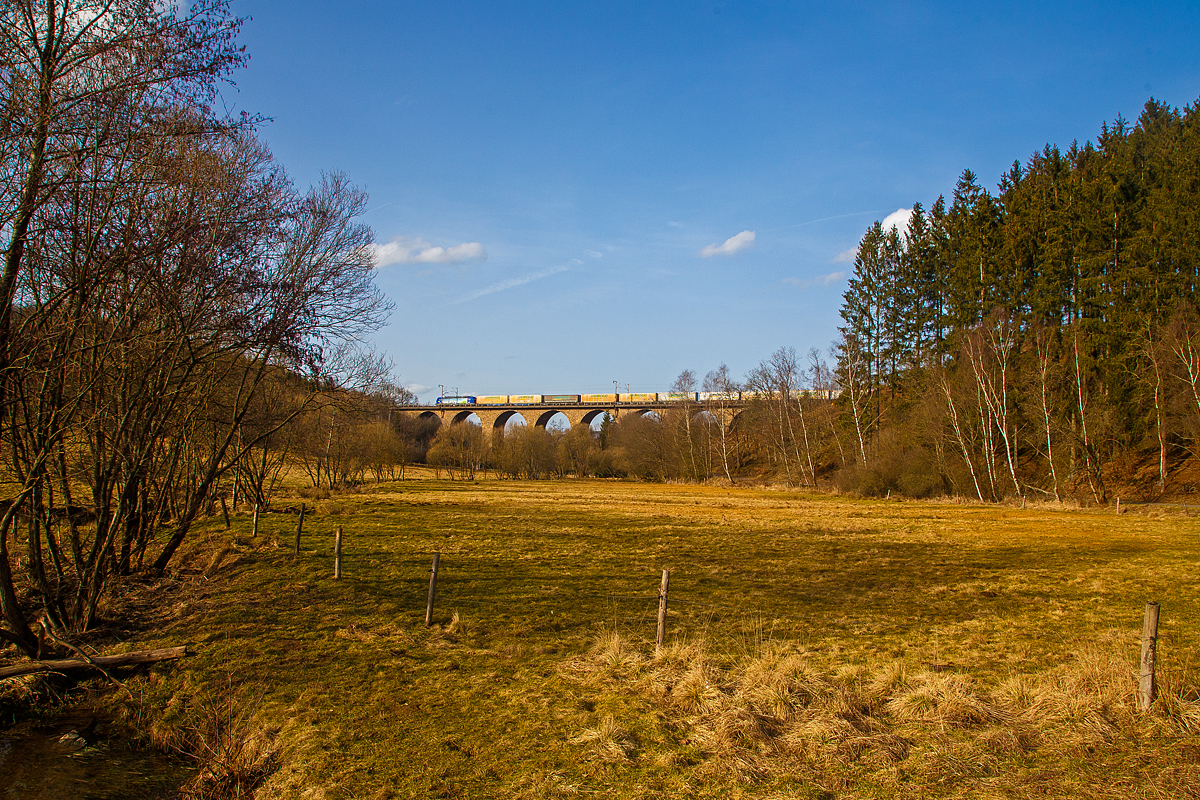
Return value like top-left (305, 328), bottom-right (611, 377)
top-left (834, 97), bottom-right (1200, 503)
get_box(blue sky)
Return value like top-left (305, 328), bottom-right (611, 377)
top-left (226, 1), bottom-right (1200, 401)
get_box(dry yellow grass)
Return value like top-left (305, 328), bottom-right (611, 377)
top-left (564, 626), bottom-right (1200, 795)
top-left (46, 476), bottom-right (1200, 798)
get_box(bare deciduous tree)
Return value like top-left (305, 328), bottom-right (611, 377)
top-left (0, 138), bottom-right (389, 654)
top-left (702, 364), bottom-right (739, 483)
top-left (427, 424), bottom-right (489, 480)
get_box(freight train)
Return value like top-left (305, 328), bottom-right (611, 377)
top-left (434, 389), bottom-right (838, 405)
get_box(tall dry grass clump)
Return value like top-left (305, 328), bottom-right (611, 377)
top-left (569, 714), bottom-right (639, 763)
top-left (564, 629), bottom-right (1200, 792)
top-left (122, 677), bottom-right (280, 800)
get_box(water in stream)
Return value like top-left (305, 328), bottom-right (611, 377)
top-left (0, 714), bottom-right (192, 799)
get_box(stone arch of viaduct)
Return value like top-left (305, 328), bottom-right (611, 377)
top-left (404, 403), bottom-right (744, 435)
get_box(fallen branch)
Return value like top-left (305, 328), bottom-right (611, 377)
top-left (39, 618), bottom-right (134, 698)
top-left (0, 646), bottom-right (189, 680)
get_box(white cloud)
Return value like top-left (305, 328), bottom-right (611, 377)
top-left (698, 230), bottom-right (756, 258)
top-left (832, 246), bottom-right (858, 263)
top-left (584, 249), bottom-right (603, 259)
top-left (373, 236), bottom-right (487, 267)
top-left (451, 264), bottom-right (570, 304)
top-left (881, 208), bottom-right (913, 234)
top-left (783, 271), bottom-right (846, 289)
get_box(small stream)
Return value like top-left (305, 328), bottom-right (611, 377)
top-left (0, 714), bottom-right (192, 799)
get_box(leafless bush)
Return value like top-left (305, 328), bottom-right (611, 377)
top-left (155, 679), bottom-right (280, 800)
top-left (427, 424), bottom-right (490, 480)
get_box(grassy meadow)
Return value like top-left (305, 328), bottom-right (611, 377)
top-left (103, 476), bottom-right (1200, 798)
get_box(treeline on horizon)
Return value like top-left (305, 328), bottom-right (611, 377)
top-left (272, 356), bottom-right (837, 492)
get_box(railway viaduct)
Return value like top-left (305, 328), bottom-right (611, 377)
top-left (397, 399), bottom-right (747, 434)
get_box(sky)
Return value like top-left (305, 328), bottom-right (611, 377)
top-left (225, 1), bottom-right (1200, 401)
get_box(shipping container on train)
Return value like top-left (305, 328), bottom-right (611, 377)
top-left (420, 391), bottom-right (845, 408)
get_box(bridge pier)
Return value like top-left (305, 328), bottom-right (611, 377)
top-left (472, 408), bottom-right (507, 433)
top-left (477, 406), bottom-right (621, 432)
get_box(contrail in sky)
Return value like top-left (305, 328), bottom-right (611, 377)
top-left (451, 264), bottom-right (570, 305)
top-left (764, 209), bottom-right (890, 233)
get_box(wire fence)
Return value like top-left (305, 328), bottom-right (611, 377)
top-left (311, 544), bottom-right (818, 652)
top-left (229, 507), bottom-right (1175, 701)
top-left (231, 526), bottom-right (812, 657)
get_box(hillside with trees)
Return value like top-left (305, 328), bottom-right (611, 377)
top-left (833, 97), bottom-right (1200, 503)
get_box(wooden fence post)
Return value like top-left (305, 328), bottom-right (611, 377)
top-left (425, 553), bottom-right (441, 627)
top-left (334, 525), bottom-right (343, 580)
top-left (294, 504), bottom-right (306, 555)
top-left (252, 504), bottom-right (259, 538)
top-left (1139, 601), bottom-right (1160, 710)
top-left (656, 568), bottom-right (671, 654)
top-left (220, 496), bottom-right (230, 529)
